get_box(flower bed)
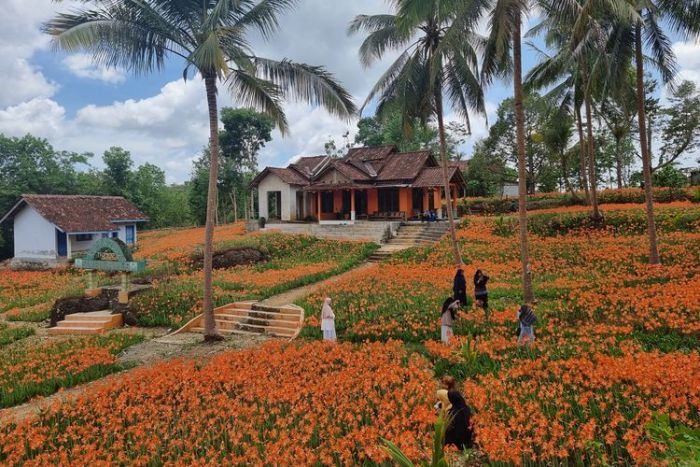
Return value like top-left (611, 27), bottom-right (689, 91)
top-left (0, 334), bottom-right (143, 408)
top-left (0, 341), bottom-right (434, 465)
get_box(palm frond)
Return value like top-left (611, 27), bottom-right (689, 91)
top-left (228, 68), bottom-right (288, 133)
top-left (254, 58), bottom-right (357, 119)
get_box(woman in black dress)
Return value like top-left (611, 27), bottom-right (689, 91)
top-left (444, 389), bottom-right (474, 450)
top-left (473, 269), bottom-right (489, 311)
top-left (453, 268), bottom-right (467, 307)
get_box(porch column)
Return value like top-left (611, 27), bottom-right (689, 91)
top-left (434, 188), bottom-right (443, 219)
top-left (316, 191), bottom-right (321, 221)
top-left (350, 189), bottom-right (356, 221)
top-left (66, 235), bottom-right (72, 259)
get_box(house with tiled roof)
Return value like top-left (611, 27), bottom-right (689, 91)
top-left (251, 145), bottom-right (466, 223)
top-left (0, 195), bottom-right (148, 263)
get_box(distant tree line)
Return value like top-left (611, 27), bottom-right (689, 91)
top-left (0, 108), bottom-right (275, 260)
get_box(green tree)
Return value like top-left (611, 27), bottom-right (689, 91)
top-left (658, 80), bottom-right (700, 171)
top-left (350, 0), bottom-right (486, 267)
top-left (46, 0), bottom-right (356, 341)
top-left (102, 146), bottom-right (133, 196)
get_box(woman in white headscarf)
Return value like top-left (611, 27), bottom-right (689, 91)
top-left (320, 297), bottom-right (336, 341)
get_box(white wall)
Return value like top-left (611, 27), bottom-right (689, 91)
top-left (13, 206), bottom-right (58, 259)
top-left (257, 174), bottom-right (295, 221)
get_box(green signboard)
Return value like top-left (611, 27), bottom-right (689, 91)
top-left (74, 238), bottom-right (146, 272)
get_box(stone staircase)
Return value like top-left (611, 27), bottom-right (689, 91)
top-left (368, 222), bottom-right (450, 262)
top-left (178, 301), bottom-right (304, 340)
top-left (48, 310), bottom-right (123, 335)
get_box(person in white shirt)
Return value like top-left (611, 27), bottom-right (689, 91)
top-left (320, 297), bottom-right (336, 341)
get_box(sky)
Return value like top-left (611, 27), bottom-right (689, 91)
top-left (0, 0), bottom-right (699, 184)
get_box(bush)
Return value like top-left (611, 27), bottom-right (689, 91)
top-left (460, 187), bottom-right (699, 215)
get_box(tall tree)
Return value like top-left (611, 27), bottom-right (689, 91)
top-left (102, 146), bottom-right (134, 196)
top-left (480, 0), bottom-right (534, 302)
top-left (350, 0), bottom-right (486, 267)
top-left (658, 80), bottom-right (700, 170)
top-left (45, 0), bottom-right (356, 341)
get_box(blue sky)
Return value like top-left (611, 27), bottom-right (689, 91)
top-left (0, 0), bottom-right (698, 184)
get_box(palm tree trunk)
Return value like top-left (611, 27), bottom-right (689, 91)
top-left (202, 73), bottom-right (224, 341)
top-left (513, 15), bottom-right (534, 304)
top-left (615, 136), bottom-right (624, 188)
top-left (635, 23), bottom-right (660, 264)
top-left (581, 65), bottom-right (601, 220)
top-left (435, 90), bottom-right (462, 267)
top-left (575, 105), bottom-right (591, 204)
top-left (561, 149), bottom-right (577, 198)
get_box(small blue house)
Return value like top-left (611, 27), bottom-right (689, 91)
top-left (0, 194), bottom-right (148, 265)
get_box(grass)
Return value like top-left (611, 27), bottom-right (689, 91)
top-left (4, 303), bottom-right (52, 323)
top-left (0, 323), bottom-right (34, 348)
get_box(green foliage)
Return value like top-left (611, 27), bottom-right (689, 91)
top-left (382, 411), bottom-right (449, 467)
top-left (131, 234), bottom-right (377, 328)
top-left (647, 414), bottom-right (700, 466)
top-left (493, 216), bottom-right (517, 237)
top-left (5, 306), bottom-right (51, 323)
top-left (527, 207), bottom-right (700, 237)
top-left (0, 324), bottom-right (34, 348)
top-left (652, 165), bottom-right (689, 188)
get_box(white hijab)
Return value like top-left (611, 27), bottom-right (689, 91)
top-left (321, 297), bottom-right (334, 320)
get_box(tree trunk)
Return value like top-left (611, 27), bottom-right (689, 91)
top-left (513, 15), bottom-right (534, 304)
top-left (584, 90), bottom-right (601, 220)
top-left (575, 105), bottom-right (591, 204)
top-left (232, 190), bottom-right (238, 223)
top-left (561, 150), bottom-right (577, 198)
top-left (202, 73), bottom-right (224, 341)
top-left (635, 23), bottom-right (660, 264)
top-left (435, 90), bottom-right (462, 267)
top-left (581, 66), bottom-right (601, 220)
top-left (615, 136), bottom-right (624, 189)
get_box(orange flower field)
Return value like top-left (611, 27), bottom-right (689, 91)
top-left (0, 202), bottom-right (698, 465)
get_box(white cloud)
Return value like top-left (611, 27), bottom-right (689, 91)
top-left (0, 0), bottom-right (61, 106)
top-left (63, 54), bottom-right (126, 84)
top-left (673, 40), bottom-right (700, 89)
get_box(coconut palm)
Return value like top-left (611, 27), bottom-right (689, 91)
top-left (44, 0), bottom-right (356, 341)
top-left (604, 0), bottom-right (700, 264)
top-left (476, 0), bottom-right (536, 302)
top-left (349, 0), bottom-right (486, 268)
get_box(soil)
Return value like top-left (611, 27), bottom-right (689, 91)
top-left (191, 247), bottom-right (267, 270)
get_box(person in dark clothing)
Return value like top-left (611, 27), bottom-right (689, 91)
top-left (444, 389), bottom-right (474, 450)
top-left (473, 269), bottom-right (489, 311)
top-left (453, 269), bottom-right (467, 307)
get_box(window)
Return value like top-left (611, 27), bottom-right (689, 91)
top-left (75, 234), bottom-right (93, 242)
top-left (102, 233), bottom-right (109, 239)
top-left (112, 232), bottom-right (118, 238)
top-left (321, 191), bottom-right (334, 213)
top-left (378, 188), bottom-right (400, 212)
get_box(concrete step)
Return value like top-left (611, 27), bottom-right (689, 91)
top-left (64, 311), bottom-right (115, 321)
top-left (216, 313), bottom-right (299, 329)
top-left (48, 326), bottom-right (105, 336)
top-left (217, 308), bottom-right (299, 322)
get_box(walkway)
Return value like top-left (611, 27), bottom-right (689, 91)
top-left (261, 262), bottom-right (377, 306)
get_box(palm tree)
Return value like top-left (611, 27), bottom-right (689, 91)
top-left (349, 0), bottom-right (486, 268)
top-left (479, 0), bottom-right (535, 302)
top-left (628, 1), bottom-right (700, 264)
top-left (44, 0), bottom-right (356, 341)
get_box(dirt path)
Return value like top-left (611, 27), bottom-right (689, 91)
top-left (260, 262), bottom-right (378, 306)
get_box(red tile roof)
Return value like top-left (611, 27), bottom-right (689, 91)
top-left (413, 166), bottom-right (463, 187)
top-left (377, 151), bottom-right (432, 181)
top-left (3, 195), bottom-right (148, 233)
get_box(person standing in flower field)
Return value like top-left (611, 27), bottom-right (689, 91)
top-left (444, 387), bottom-right (475, 451)
top-left (517, 304), bottom-right (537, 346)
top-left (441, 297), bottom-right (461, 344)
top-left (453, 268), bottom-right (468, 307)
top-left (473, 269), bottom-right (489, 314)
top-left (321, 297), bottom-right (336, 341)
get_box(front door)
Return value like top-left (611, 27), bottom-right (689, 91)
top-left (341, 190), bottom-right (352, 216)
top-left (126, 225), bottom-right (135, 244)
top-left (354, 190), bottom-right (368, 216)
top-left (56, 229), bottom-right (67, 257)
top-left (412, 188), bottom-right (424, 214)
